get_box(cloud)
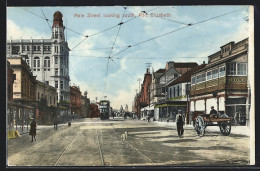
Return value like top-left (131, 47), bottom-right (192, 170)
top-left (7, 19), bottom-right (49, 39)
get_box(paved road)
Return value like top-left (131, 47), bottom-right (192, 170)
top-left (7, 118), bottom-right (250, 166)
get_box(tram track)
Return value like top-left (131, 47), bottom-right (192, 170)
top-left (111, 127), bottom-right (155, 165)
top-left (95, 124), bottom-right (105, 166)
top-left (8, 125), bottom-right (73, 165)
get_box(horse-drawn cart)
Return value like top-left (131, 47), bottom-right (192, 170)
top-left (192, 112), bottom-right (232, 137)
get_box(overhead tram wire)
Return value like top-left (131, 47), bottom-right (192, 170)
top-left (110, 8), bottom-right (245, 59)
top-left (40, 8), bottom-right (52, 31)
top-left (71, 7), bottom-right (161, 51)
top-left (103, 7), bottom-right (127, 95)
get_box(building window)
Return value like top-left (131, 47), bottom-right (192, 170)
top-left (33, 57), bottom-right (40, 68)
top-left (55, 46), bottom-right (58, 53)
top-left (61, 57), bottom-right (63, 64)
top-left (177, 86), bottom-right (180, 97)
top-left (60, 95), bottom-right (63, 101)
top-left (212, 68), bottom-right (218, 79)
top-left (37, 46), bottom-right (41, 51)
top-left (219, 66), bottom-right (226, 77)
top-left (45, 81), bottom-right (49, 85)
top-left (44, 57), bottom-right (50, 67)
top-left (191, 76), bottom-right (196, 85)
top-left (227, 63), bottom-right (247, 76)
top-left (169, 88), bottom-right (172, 98)
top-left (207, 71), bottom-right (212, 81)
top-left (12, 46), bottom-right (20, 55)
top-left (55, 57), bottom-right (58, 64)
top-left (60, 81), bottom-right (63, 89)
top-left (27, 46), bottom-right (30, 51)
top-left (55, 69), bottom-right (58, 76)
top-left (60, 69), bottom-right (63, 76)
top-left (26, 59), bottom-right (30, 65)
top-left (33, 46), bottom-right (36, 51)
top-left (227, 63), bottom-right (236, 75)
top-left (55, 81), bottom-right (58, 88)
top-left (237, 63), bottom-right (247, 75)
top-left (196, 73), bottom-right (206, 83)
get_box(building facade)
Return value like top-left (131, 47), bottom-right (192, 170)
top-left (166, 64), bottom-right (206, 123)
top-left (36, 80), bottom-right (58, 107)
top-left (70, 86), bottom-right (82, 115)
top-left (7, 61), bottom-right (15, 102)
top-left (81, 91), bottom-right (90, 118)
top-left (190, 38), bottom-right (249, 126)
top-left (6, 11), bottom-right (70, 105)
top-left (154, 62), bottom-right (198, 120)
top-left (7, 56), bottom-right (37, 131)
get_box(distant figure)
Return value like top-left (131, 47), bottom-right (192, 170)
top-left (68, 122), bottom-right (71, 127)
top-left (121, 131), bottom-right (128, 144)
top-left (175, 110), bottom-right (185, 138)
top-left (234, 112), bottom-right (238, 126)
top-left (54, 119), bottom-right (58, 130)
top-left (29, 118), bottom-right (37, 142)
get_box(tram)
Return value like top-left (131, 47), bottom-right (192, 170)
top-left (99, 100), bottom-right (111, 120)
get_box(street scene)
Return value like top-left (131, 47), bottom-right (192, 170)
top-left (8, 118), bottom-right (250, 166)
top-left (6, 6), bottom-right (254, 167)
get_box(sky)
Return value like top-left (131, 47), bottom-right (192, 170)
top-left (7, 6), bottom-right (251, 110)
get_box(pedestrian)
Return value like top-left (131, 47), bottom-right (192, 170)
top-left (175, 110), bottom-right (185, 138)
top-left (234, 112), bottom-right (238, 126)
top-left (54, 118), bottom-right (58, 130)
top-left (29, 118), bottom-right (37, 142)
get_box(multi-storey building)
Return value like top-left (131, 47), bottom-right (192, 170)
top-left (6, 11), bottom-right (70, 105)
top-left (7, 56), bottom-right (36, 130)
top-left (166, 64), bottom-right (206, 123)
top-left (149, 68), bottom-right (166, 106)
top-left (154, 61), bottom-right (198, 120)
top-left (70, 86), bottom-right (82, 115)
top-left (35, 80), bottom-right (58, 107)
top-left (190, 38), bottom-right (249, 126)
top-left (7, 61), bottom-right (15, 102)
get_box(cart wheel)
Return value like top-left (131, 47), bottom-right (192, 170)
top-left (195, 116), bottom-right (205, 136)
top-left (219, 114), bottom-right (231, 136)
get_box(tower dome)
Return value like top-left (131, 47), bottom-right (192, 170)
top-left (53, 11), bottom-right (63, 27)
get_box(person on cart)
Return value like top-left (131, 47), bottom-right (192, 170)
top-left (209, 106), bottom-right (218, 119)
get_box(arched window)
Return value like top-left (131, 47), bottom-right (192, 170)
top-left (44, 57), bottom-right (50, 68)
top-left (33, 57), bottom-right (40, 70)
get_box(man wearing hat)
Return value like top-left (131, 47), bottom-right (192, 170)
top-left (175, 109), bottom-right (185, 138)
top-left (29, 118), bottom-right (37, 142)
top-left (209, 106), bottom-right (218, 119)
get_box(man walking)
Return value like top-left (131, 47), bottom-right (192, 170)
top-left (175, 110), bottom-right (185, 138)
top-left (29, 118), bottom-right (37, 142)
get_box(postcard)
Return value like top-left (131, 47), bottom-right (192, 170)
top-left (6, 5), bottom-right (255, 167)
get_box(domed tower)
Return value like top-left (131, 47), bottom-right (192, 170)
top-left (52, 11), bottom-right (65, 41)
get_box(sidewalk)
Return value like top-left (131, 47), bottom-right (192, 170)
top-left (153, 120), bottom-right (250, 136)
